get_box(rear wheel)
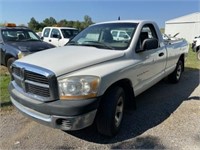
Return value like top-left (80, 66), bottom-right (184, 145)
top-left (168, 59), bottom-right (183, 83)
top-left (96, 86), bottom-right (125, 136)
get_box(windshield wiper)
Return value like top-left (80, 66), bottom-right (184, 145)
top-left (81, 41), bottom-right (114, 50)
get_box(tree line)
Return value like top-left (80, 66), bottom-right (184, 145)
top-left (0, 15), bottom-right (93, 32)
top-left (28, 15), bottom-right (93, 32)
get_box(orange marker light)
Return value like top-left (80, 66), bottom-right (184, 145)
top-left (5, 23), bottom-right (16, 27)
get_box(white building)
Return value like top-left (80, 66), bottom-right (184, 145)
top-left (165, 12), bottom-right (200, 43)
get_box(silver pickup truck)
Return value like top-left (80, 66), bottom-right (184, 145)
top-left (9, 20), bottom-right (189, 136)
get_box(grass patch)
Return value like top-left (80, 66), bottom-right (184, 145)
top-left (0, 75), bottom-right (11, 107)
top-left (185, 47), bottom-right (200, 70)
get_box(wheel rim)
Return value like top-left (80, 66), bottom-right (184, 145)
top-left (114, 96), bottom-right (124, 127)
top-left (176, 63), bottom-right (182, 80)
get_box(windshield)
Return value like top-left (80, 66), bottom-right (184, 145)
top-left (68, 23), bottom-right (138, 50)
top-left (61, 29), bottom-right (79, 38)
top-left (1, 29), bottom-right (41, 42)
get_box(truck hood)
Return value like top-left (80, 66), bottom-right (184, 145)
top-left (8, 41), bottom-right (55, 52)
top-left (17, 46), bottom-right (125, 76)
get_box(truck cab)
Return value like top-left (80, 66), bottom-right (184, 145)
top-left (41, 27), bottom-right (79, 47)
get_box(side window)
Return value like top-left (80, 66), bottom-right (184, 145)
top-left (28, 31), bottom-right (39, 40)
top-left (43, 28), bottom-right (50, 37)
top-left (50, 29), bottom-right (60, 38)
top-left (111, 31), bottom-right (118, 37)
top-left (119, 32), bottom-right (126, 38)
top-left (136, 24), bottom-right (158, 50)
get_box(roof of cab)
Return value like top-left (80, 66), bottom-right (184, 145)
top-left (43, 27), bottom-right (78, 30)
top-left (91, 20), bottom-right (156, 26)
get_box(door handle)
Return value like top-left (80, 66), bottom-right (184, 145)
top-left (159, 52), bottom-right (164, 57)
top-left (49, 39), bottom-right (51, 42)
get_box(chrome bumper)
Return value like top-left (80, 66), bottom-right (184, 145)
top-left (11, 97), bottom-right (97, 131)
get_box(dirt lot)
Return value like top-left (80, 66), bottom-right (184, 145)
top-left (0, 69), bottom-right (200, 149)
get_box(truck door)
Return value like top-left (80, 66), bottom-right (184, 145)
top-left (42, 28), bottom-right (51, 44)
top-left (134, 24), bottom-right (167, 94)
top-left (49, 29), bottom-right (61, 47)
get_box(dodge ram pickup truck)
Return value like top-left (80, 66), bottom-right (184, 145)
top-left (9, 20), bottom-right (189, 136)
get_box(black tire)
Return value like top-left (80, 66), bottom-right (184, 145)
top-left (197, 50), bottom-right (200, 60)
top-left (7, 57), bottom-right (16, 74)
top-left (168, 59), bottom-right (183, 83)
top-left (96, 86), bottom-right (125, 136)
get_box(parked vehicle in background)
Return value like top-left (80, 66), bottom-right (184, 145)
top-left (0, 23), bottom-right (55, 73)
top-left (41, 27), bottom-right (79, 47)
top-left (192, 36), bottom-right (200, 60)
top-left (36, 32), bottom-right (42, 38)
top-left (111, 30), bottom-right (131, 41)
top-left (9, 20), bottom-right (189, 136)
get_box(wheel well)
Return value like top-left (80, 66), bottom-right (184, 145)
top-left (197, 46), bottom-right (200, 51)
top-left (103, 79), bottom-right (136, 110)
top-left (5, 54), bottom-right (13, 66)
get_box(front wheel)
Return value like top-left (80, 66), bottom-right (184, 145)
top-left (7, 57), bottom-right (16, 74)
top-left (96, 86), bottom-right (125, 136)
top-left (168, 59), bottom-right (183, 83)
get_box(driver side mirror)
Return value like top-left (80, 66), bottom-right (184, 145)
top-left (136, 38), bottom-right (159, 53)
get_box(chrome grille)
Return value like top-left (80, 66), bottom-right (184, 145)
top-left (11, 62), bottom-right (59, 102)
top-left (26, 84), bottom-right (50, 97)
top-left (26, 71), bottom-right (49, 84)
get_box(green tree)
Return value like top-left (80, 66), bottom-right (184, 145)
top-left (83, 15), bottom-right (93, 28)
top-left (28, 17), bottom-right (40, 31)
top-left (67, 20), bottom-right (74, 27)
top-left (74, 21), bottom-right (81, 30)
top-left (43, 17), bottom-right (57, 26)
top-left (57, 19), bottom-right (68, 27)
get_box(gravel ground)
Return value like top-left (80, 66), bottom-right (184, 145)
top-left (0, 69), bottom-right (199, 149)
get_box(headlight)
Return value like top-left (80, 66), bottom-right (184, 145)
top-left (59, 76), bottom-right (100, 100)
top-left (17, 51), bottom-right (25, 59)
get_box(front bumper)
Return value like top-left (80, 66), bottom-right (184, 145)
top-left (9, 83), bottom-right (100, 131)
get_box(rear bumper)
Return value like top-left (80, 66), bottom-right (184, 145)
top-left (9, 83), bottom-right (100, 130)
